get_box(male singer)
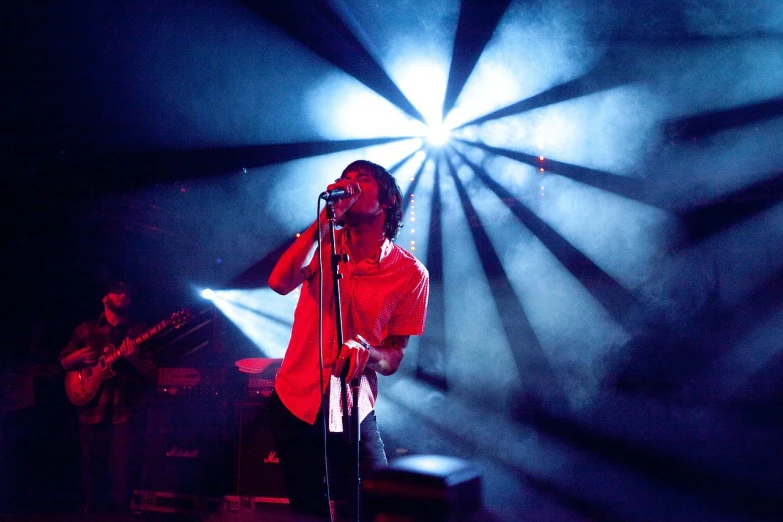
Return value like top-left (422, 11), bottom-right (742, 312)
top-left (268, 160), bottom-right (429, 521)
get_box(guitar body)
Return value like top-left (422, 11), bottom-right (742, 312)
top-left (64, 309), bottom-right (191, 406)
top-left (64, 346), bottom-right (117, 406)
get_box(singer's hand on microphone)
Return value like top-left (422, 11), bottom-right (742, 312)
top-left (325, 179), bottom-right (361, 219)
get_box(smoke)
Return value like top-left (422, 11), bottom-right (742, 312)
top-left (339, 0), bottom-right (460, 125)
top-left (376, 377), bottom-right (571, 488)
top-left (100, 138), bottom-right (422, 302)
top-left (264, 139), bottom-right (424, 233)
top-left (536, 176), bottom-right (678, 291)
top-left (682, 0), bottom-right (783, 36)
top-left (450, 141), bottom-right (678, 292)
top-left (698, 202), bottom-right (783, 309)
top-left (650, 117), bottom-right (783, 207)
top-left (632, 39), bottom-right (783, 204)
top-left (208, 288), bottom-right (297, 358)
top-left (376, 376), bottom-right (736, 521)
top-left (634, 39), bottom-right (783, 120)
top-left (101, 164), bottom-right (294, 293)
top-left (470, 85), bottom-right (665, 176)
top-left (707, 306), bottom-right (783, 399)
top-left (446, 0), bottom-right (602, 129)
top-left (437, 162), bottom-right (524, 406)
top-left (75, 0), bottom-right (783, 417)
top-left (305, 71), bottom-right (427, 139)
top-left (55, 0), bottom-right (357, 150)
top-left (393, 149), bottom-right (429, 199)
top-left (389, 57), bottom-right (450, 126)
top-left (449, 159), bottom-right (631, 408)
top-left (340, 0), bottom-right (460, 67)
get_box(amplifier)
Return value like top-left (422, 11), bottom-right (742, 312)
top-left (156, 367), bottom-right (236, 398)
top-left (235, 402), bottom-right (287, 500)
top-left (238, 359), bottom-right (281, 401)
top-left (246, 377), bottom-right (274, 400)
top-left (141, 396), bottom-right (234, 496)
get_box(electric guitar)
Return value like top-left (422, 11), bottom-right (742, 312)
top-left (64, 309), bottom-right (191, 406)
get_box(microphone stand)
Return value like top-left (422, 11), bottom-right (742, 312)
top-left (324, 201), bottom-right (361, 522)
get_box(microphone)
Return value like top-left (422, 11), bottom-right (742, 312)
top-left (319, 188), bottom-right (350, 201)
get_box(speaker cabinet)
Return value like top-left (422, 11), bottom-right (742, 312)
top-left (235, 402), bottom-right (287, 500)
top-left (141, 397), bottom-right (233, 495)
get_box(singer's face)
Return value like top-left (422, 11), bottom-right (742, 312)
top-left (340, 167), bottom-right (383, 217)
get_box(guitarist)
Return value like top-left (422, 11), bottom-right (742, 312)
top-left (58, 281), bottom-right (155, 514)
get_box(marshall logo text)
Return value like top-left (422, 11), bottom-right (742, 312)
top-left (166, 446), bottom-right (200, 458)
top-left (264, 451), bottom-right (279, 463)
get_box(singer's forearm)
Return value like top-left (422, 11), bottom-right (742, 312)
top-left (268, 213), bottom-right (327, 294)
top-left (366, 335), bottom-right (409, 376)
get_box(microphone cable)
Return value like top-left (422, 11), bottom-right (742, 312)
top-left (316, 197), bottom-right (335, 522)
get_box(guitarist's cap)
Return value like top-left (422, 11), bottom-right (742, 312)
top-left (105, 281), bottom-right (135, 297)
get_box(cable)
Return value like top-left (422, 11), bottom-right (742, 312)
top-left (316, 198), bottom-right (335, 522)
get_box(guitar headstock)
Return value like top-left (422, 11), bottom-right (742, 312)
top-left (168, 309), bottom-right (193, 329)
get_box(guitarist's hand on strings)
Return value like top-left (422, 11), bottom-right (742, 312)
top-left (333, 336), bottom-right (371, 383)
top-left (119, 338), bottom-right (136, 357)
top-left (60, 347), bottom-right (97, 370)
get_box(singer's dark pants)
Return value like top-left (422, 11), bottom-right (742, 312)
top-left (269, 391), bottom-right (387, 522)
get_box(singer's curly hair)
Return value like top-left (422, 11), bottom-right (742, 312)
top-left (341, 160), bottom-right (404, 240)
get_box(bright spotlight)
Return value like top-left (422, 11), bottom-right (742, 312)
top-left (201, 288), bottom-right (215, 300)
top-left (426, 123), bottom-right (451, 147)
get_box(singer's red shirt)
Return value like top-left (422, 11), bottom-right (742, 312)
top-left (274, 229), bottom-right (429, 429)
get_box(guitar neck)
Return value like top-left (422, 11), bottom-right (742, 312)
top-left (132, 319), bottom-right (171, 347)
top-left (88, 311), bottom-right (187, 372)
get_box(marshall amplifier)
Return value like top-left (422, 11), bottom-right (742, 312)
top-left (235, 401), bottom-right (287, 501)
top-left (238, 358), bottom-right (282, 402)
top-left (246, 376), bottom-right (274, 401)
top-left (141, 395), bottom-right (233, 496)
top-left (156, 366), bottom-right (238, 398)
